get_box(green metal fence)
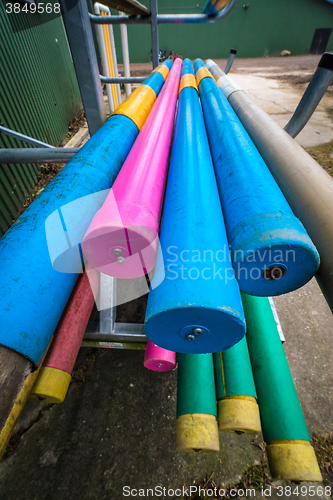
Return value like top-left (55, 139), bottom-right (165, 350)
top-left (110, 0), bottom-right (333, 63)
top-left (0, 2), bottom-right (82, 236)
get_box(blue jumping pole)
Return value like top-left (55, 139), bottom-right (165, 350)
top-left (145, 59), bottom-right (245, 354)
top-left (194, 59), bottom-right (320, 297)
top-left (0, 62), bottom-right (172, 367)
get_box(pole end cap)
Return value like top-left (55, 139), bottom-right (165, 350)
top-left (175, 414), bottom-right (219, 452)
top-left (30, 367), bottom-right (71, 404)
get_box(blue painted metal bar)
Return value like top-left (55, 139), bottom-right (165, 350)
top-left (0, 69), bottom-right (170, 367)
top-left (194, 58), bottom-right (320, 297)
top-left (0, 125), bottom-right (55, 149)
top-left (145, 59), bottom-right (245, 354)
top-left (89, 0), bottom-right (235, 25)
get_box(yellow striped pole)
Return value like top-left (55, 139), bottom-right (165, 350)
top-left (101, 11), bottom-right (119, 109)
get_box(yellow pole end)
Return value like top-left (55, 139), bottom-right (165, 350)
top-left (214, 0), bottom-right (233, 9)
top-left (30, 367), bottom-right (71, 404)
top-left (175, 414), bottom-right (219, 452)
top-left (266, 440), bottom-right (322, 481)
top-left (218, 396), bottom-right (262, 434)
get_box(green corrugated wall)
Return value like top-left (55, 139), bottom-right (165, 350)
top-left (0, 2), bottom-right (82, 236)
top-left (110, 0), bottom-right (333, 62)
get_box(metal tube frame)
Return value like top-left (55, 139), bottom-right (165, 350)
top-left (100, 75), bottom-right (145, 84)
top-left (83, 273), bottom-right (147, 348)
top-left (223, 48), bottom-right (237, 74)
top-left (89, 0), bottom-right (235, 24)
top-left (60, 0), bottom-right (107, 135)
top-left (150, 0), bottom-right (159, 69)
top-left (119, 12), bottom-right (132, 97)
top-left (0, 148), bottom-right (79, 164)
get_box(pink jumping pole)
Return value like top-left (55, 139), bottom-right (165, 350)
top-left (82, 58), bottom-right (183, 279)
top-left (30, 268), bottom-right (99, 403)
top-left (144, 340), bottom-right (177, 372)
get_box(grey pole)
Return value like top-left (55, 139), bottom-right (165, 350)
top-left (284, 53), bottom-right (333, 138)
top-left (100, 76), bottom-right (145, 84)
top-left (206, 59), bottom-right (333, 312)
top-left (0, 148), bottom-right (79, 164)
top-left (223, 48), bottom-right (237, 74)
top-left (0, 125), bottom-right (55, 149)
top-left (150, 0), bottom-right (159, 69)
top-left (60, 0), bottom-right (106, 136)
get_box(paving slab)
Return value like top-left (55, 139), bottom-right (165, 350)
top-left (0, 349), bottom-right (264, 499)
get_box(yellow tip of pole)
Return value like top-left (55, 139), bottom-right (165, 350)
top-left (175, 414), bottom-right (219, 452)
top-left (266, 440), bottom-right (322, 481)
top-left (218, 396), bottom-right (261, 434)
top-left (30, 367), bottom-right (71, 404)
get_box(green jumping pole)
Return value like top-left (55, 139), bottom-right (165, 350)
top-left (213, 337), bottom-right (261, 434)
top-left (242, 293), bottom-right (322, 481)
top-left (176, 353), bottom-right (219, 452)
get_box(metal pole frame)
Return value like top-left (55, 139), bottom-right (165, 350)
top-left (83, 273), bottom-right (147, 348)
top-left (150, 0), bottom-right (159, 69)
top-left (119, 12), bottom-right (132, 97)
top-left (89, 0), bottom-right (235, 24)
top-left (223, 48), bottom-right (237, 74)
top-left (0, 125), bottom-right (55, 149)
top-left (60, 0), bottom-right (107, 136)
top-left (284, 52), bottom-right (333, 138)
top-left (100, 76), bottom-right (145, 84)
top-left (0, 148), bottom-right (79, 164)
